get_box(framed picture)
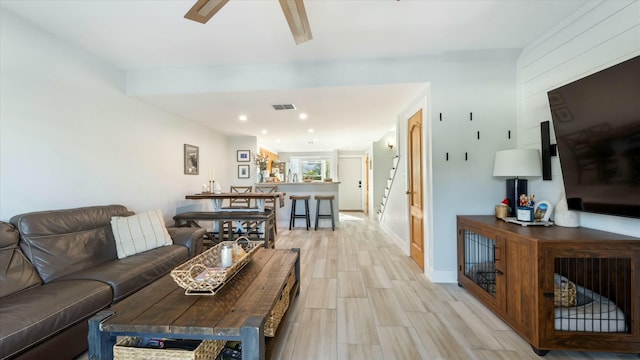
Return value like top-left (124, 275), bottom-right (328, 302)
top-left (184, 144), bottom-right (199, 175)
top-left (237, 150), bottom-right (250, 162)
top-left (238, 164), bottom-right (250, 179)
top-left (534, 200), bottom-right (553, 222)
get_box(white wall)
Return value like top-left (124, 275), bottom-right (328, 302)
top-left (343, 60), bottom-right (516, 282)
top-left (380, 92), bottom-right (427, 257)
top-left (228, 136), bottom-right (259, 187)
top-left (430, 64), bottom-right (518, 281)
top-left (127, 45), bottom-right (521, 283)
top-left (1, 7), bottom-right (533, 283)
top-left (0, 9), bottom-right (229, 222)
top-left (517, 0), bottom-right (640, 237)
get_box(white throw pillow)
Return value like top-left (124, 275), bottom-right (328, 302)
top-left (111, 209), bottom-right (173, 259)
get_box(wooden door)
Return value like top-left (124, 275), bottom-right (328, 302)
top-left (408, 110), bottom-right (424, 269)
top-left (365, 153), bottom-right (370, 215)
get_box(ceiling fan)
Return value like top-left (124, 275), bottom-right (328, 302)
top-left (184, 0), bottom-right (313, 45)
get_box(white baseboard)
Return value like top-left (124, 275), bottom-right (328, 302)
top-left (426, 268), bottom-right (457, 283)
top-left (379, 223), bottom-right (458, 283)
top-left (379, 222), bottom-right (409, 256)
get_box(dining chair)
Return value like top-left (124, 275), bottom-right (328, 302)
top-left (225, 186), bottom-right (254, 236)
top-left (229, 186), bottom-right (253, 208)
top-left (255, 185), bottom-right (279, 233)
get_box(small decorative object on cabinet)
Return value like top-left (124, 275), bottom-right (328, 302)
top-left (554, 191), bottom-right (579, 227)
top-left (457, 215), bottom-right (640, 355)
top-left (516, 206), bottom-right (534, 222)
top-left (534, 200), bottom-right (552, 222)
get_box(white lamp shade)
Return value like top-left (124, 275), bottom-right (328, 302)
top-left (493, 149), bottom-right (542, 177)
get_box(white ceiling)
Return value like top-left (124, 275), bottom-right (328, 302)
top-left (0, 0), bottom-right (592, 152)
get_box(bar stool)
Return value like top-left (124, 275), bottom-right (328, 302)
top-left (314, 195), bottom-right (336, 231)
top-left (289, 195), bottom-right (311, 230)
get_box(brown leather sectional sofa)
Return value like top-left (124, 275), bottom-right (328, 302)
top-left (0, 205), bottom-right (206, 360)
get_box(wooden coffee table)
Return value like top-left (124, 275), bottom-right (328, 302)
top-left (88, 247), bottom-right (300, 360)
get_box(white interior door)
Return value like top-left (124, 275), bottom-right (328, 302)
top-left (338, 157), bottom-right (363, 210)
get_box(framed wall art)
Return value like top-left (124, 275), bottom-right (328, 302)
top-left (237, 150), bottom-right (250, 162)
top-left (534, 200), bottom-right (553, 222)
top-left (238, 164), bottom-right (250, 179)
top-left (184, 144), bottom-right (199, 175)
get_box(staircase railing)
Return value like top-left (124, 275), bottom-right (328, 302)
top-left (377, 155), bottom-right (399, 221)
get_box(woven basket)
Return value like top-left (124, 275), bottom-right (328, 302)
top-left (114, 337), bottom-right (225, 360)
top-left (171, 237), bottom-right (262, 295)
top-left (264, 270), bottom-right (296, 337)
top-left (554, 277), bottom-right (577, 307)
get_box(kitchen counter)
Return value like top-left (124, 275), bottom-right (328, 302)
top-left (265, 182), bottom-right (341, 185)
top-left (257, 182), bottom-right (340, 229)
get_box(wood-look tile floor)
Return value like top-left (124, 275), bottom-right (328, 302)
top-left (272, 212), bottom-right (637, 360)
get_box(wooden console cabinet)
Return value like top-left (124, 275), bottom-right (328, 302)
top-left (457, 215), bottom-right (640, 355)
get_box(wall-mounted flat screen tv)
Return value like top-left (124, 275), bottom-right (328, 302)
top-left (547, 56), bottom-right (640, 219)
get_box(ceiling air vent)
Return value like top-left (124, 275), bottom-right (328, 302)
top-left (272, 104), bottom-right (296, 110)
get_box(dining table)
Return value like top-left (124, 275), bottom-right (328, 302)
top-left (185, 192), bottom-right (286, 234)
top-left (185, 191), bottom-right (286, 211)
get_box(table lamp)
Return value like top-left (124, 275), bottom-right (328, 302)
top-left (493, 149), bottom-right (542, 216)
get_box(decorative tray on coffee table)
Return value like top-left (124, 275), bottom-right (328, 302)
top-left (170, 237), bottom-right (262, 295)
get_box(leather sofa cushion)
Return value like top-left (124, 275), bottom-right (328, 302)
top-left (0, 221), bottom-right (21, 248)
top-left (60, 244), bottom-right (188, 302)
top-left (0, 222), bottom-right (42, 299)
top-left (0, 279), bottom-right (112, 359)
top-left (167, 226), bottom-right (206, 258)
top-left (11, 205), bottom-right (131, 283)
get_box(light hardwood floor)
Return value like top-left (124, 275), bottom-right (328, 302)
top-left (271, 212), bottom-right (637, 360)
top-left (75, 213), bottom-right (636, 360)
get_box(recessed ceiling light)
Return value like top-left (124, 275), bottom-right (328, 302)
top-left (239, 115), bottom-right (248, 121)
top-left (299, 113), bottom-right (308, 120)
top-left (308, 128), bottom-right (314, 133)
top-left (276, 139), bottom-right (281, 143)
top-left (261, 129), bottom-right (268, 134)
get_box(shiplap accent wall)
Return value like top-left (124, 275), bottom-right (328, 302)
top-left (517, 0), bottom-right (640, 236)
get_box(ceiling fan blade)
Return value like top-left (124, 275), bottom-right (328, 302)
top-left (184, 0), bottom-right (230, 24)
top-left (279, 0), bottom-right (312, 45)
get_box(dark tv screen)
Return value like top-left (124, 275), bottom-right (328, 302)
top-left (547, 56), bottom-right (640, 219)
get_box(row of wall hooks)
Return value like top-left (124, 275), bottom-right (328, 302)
top-left (439, 112), bottom-right (474, 121)
top-left (438, 111), bottom-right (513, 161)
top-left (445, 152), bottom-right (470, 161)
